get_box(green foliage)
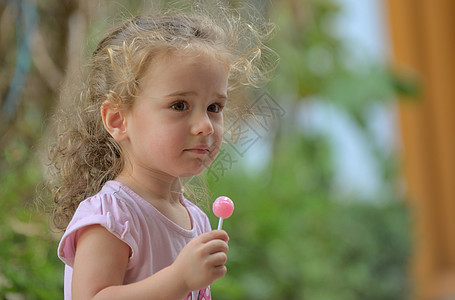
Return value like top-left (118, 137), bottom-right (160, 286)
top-left (0, 102), bottom-right (64, 298)
top-left (208, 135), bottom-right (410, 300)
top-left (0, 214), bottom-right (63, 299)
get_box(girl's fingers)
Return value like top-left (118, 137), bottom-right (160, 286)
top-left (205, 239), bottom-right (229, 255)
top-left (209, 251), bottom-right (228, 267)
top-left (212, 265), bottom-right (227, 279)
top-left (198, 230), bottom-right (229, 243)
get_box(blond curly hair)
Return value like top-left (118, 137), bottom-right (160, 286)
top-left (47, 6), bottom-right (277, 231)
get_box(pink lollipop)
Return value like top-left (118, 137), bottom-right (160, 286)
top-left (213, 196), bottom-right (234, 230)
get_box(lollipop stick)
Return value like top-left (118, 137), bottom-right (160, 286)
top-left (217, 217), bottom-right (224, 230)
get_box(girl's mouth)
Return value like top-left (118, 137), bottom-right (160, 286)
top-left (184, 145), bottom-right (210, 154)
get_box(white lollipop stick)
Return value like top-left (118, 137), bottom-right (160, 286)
top-left (217, 218), bottom-right (224, 230)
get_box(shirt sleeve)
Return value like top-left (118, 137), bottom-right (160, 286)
top-left (57, 193), bottom-right (139, 267)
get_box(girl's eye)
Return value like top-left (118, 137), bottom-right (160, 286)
top-left (171, 101), bottom-right (188, 111)
top-left (208, 103), bottom-right (224, 113)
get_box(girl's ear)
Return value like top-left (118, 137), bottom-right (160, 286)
top-left (101, 100), bottom-right (128, 142)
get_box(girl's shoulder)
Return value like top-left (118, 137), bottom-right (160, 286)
top-left (58, 181), bottom-right (142, 266)
top-left (74, 181), bottom-right (137, 218)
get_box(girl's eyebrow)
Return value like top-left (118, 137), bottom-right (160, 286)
top-left (165, 91), bottom-right (228, 100)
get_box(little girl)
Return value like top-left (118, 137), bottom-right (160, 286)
top-left (48, 6), bottom-right (274, 300)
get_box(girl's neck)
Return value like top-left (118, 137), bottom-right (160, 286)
top-left (115, 170), bottom-right (192, 230)
top-left (115, 170), bottom-right (182, 205)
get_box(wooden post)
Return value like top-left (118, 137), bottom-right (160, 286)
top-left (386, 0), bottom-right (455, 299)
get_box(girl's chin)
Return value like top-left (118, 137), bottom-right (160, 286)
top-left (179, 169), bottom-right (206, 178)
top-left (178, 165), bottom-right (211, 178)
top-left (175, 158), bottom-right (215, 178)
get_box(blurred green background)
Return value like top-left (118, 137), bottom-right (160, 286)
top-left (0, 0), bottom-right (411, 299)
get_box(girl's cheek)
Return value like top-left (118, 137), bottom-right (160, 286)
top-left (215, 121), bottom-right (224, 135)
top-left (209, 148), bottom-right (221, 162)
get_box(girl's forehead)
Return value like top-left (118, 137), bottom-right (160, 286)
top-left (137, 49), bottom-right (229, 95)
top-left (159, 46), bottom-right (230, 66)
top-left (144, 48), bottom-right (230, 77)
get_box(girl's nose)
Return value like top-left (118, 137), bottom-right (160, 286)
top-left (191, 112), bottom-right (214, 136)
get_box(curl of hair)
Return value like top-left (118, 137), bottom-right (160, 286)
top-left (47, 4), bottom-right (278, 230)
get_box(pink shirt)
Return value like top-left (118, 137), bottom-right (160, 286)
top-left (58, 180), bottom-right (212, 300)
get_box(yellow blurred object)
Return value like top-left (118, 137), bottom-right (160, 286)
top-left (386, 0), bottom-right (455, 299)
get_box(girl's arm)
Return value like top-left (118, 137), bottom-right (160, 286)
top-left (72, 225), bottom-right (229, 300)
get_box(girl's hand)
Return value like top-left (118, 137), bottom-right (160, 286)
top-left (172, 230), bottom-right (229, 292)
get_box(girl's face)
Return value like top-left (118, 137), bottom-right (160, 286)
top-left (121, 51), bottom-right (229, 179)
